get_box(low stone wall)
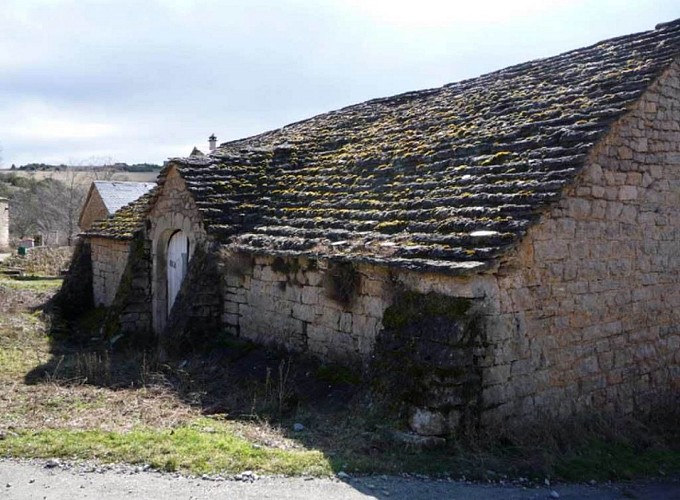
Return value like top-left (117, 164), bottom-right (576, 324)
top-left (222, 254), bottom-right (392, 365)
top-left (90, 236), bottom-right (131, 307)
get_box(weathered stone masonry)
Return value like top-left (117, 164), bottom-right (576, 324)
top-left (220, 251), bottom-right (499, 434)
top-left (487, 61), bottom-right (680, 423)
top-left (222, 256), bottom-right (391, 363)
top-left (90, 236), bottom-right (130, 307)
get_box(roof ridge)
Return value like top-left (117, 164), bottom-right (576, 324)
top-left (113, 20), bottom-right (680, 270)
top-left (656, 18), bottom-right (680, 30)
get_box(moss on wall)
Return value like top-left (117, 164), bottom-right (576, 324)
top-left (323, 260), bottom-right (361, 306)
top-left (102, 235), bottom-right (153, 349)
top-left (372, 290), bottom-right (484, 436)
top-left (382, 291), bottom-right (472, 330)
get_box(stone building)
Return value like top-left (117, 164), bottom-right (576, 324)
top-left (78, 20), bottom-right (679, 434)
top-left (79, 181), bottom-right (156, 232)
top-left (0, 197), bottom-right (9, 251)
top-left (78, 181), bottom-right (156, 306)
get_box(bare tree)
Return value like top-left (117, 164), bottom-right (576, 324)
top-left (7, 170), bottom-right (87, 245)
top-left (10, 188), bottom-right (40, 238)
top-left (3, 155), bottom-right (123, 246)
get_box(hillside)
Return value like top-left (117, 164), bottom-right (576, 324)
top-left (0, 169), bottom-right (157, 245)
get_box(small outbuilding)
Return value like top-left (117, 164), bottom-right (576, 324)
top-left (78, 181), bottom-right (156, 306)
top-left (79, 181), bottom-right (156, 232)
top-left (75, 20), bottom-right (680, 434)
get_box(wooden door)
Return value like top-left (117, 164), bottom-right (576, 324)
top-left (167, 230), bottom-right (189, 315)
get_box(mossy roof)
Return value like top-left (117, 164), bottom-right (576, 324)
top-left (84, 187), bottom-right (158, 240)
top-left (98, 20), bottom-right (680, 272)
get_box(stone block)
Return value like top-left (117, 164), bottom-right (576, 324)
top-left (282, 284), bottom-right (303, 303)
top-left (305, 271), bottom-right (323, 287)
top-left (410, 407), bottom-right (447, 436)
top-left (338, 312), bottom-right (353, 333)
top-left (259, 265), bottom-right (287, 282)
top-left (291, 302), bottom-right (316, 322)
top-left (618, 185), bottom-right (638, 201)
top-left (224, 301), bottom-right (240, 315)
top-left (301, 286), bottom-right (320, 305)
top-left (361, 278), bottom-right (385, 297)
top-left (360, 296), bottom-right (386, 318)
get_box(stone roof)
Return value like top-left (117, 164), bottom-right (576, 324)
top-left (98, 20), bottom-right (680, 271)
top-left (85, 187), bottom-right (159, 240)
top-left (93, 181), bottom-right (157, 215)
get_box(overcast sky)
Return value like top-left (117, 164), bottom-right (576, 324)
top-left (0, 0), bottom-right (678, 167)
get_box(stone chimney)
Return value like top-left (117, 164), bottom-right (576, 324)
top-left (209, 134), bottom-right (217, 152)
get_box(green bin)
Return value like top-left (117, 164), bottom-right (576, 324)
top-left (18, 247), bottom-right (26, 256)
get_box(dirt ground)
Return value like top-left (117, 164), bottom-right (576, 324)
top-left (1, 459), bottom-right (679, 500)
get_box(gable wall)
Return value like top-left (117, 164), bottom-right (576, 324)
top-left (80, 192), bottom-right (109, 231)
top-left (487, 61), bottom-right (680, 423)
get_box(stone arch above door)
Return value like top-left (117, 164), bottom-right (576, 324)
top-left (150, 212), bottom-right (198, 335)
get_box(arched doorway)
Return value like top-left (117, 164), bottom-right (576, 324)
top-left (167, 230), bottom-right (189, 315)
top-left (150, 211), bottom-right (198, 337)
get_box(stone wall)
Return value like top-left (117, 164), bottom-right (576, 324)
top-left (485, 61), bottom-right (680, 424)
top-left (222, 254), bottom-right (391, 365)
top-left (220, 250), bottom-right (499, 433)
top-left (79, 192), bottom-right (108, 231)
top-left (90, 236), bottom-right (131, 307)
top-left (221, 249), bottom-right (498, 367)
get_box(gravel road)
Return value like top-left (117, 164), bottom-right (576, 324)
top-left (1, 459), bottom-right (679, 499)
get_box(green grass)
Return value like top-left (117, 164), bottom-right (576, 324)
top-left (0, 344), bottom-right (45, 375)
top-left (0, 418), bottom-right (331, 475)
top-left (0, 274), bottom-right (63, 292)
